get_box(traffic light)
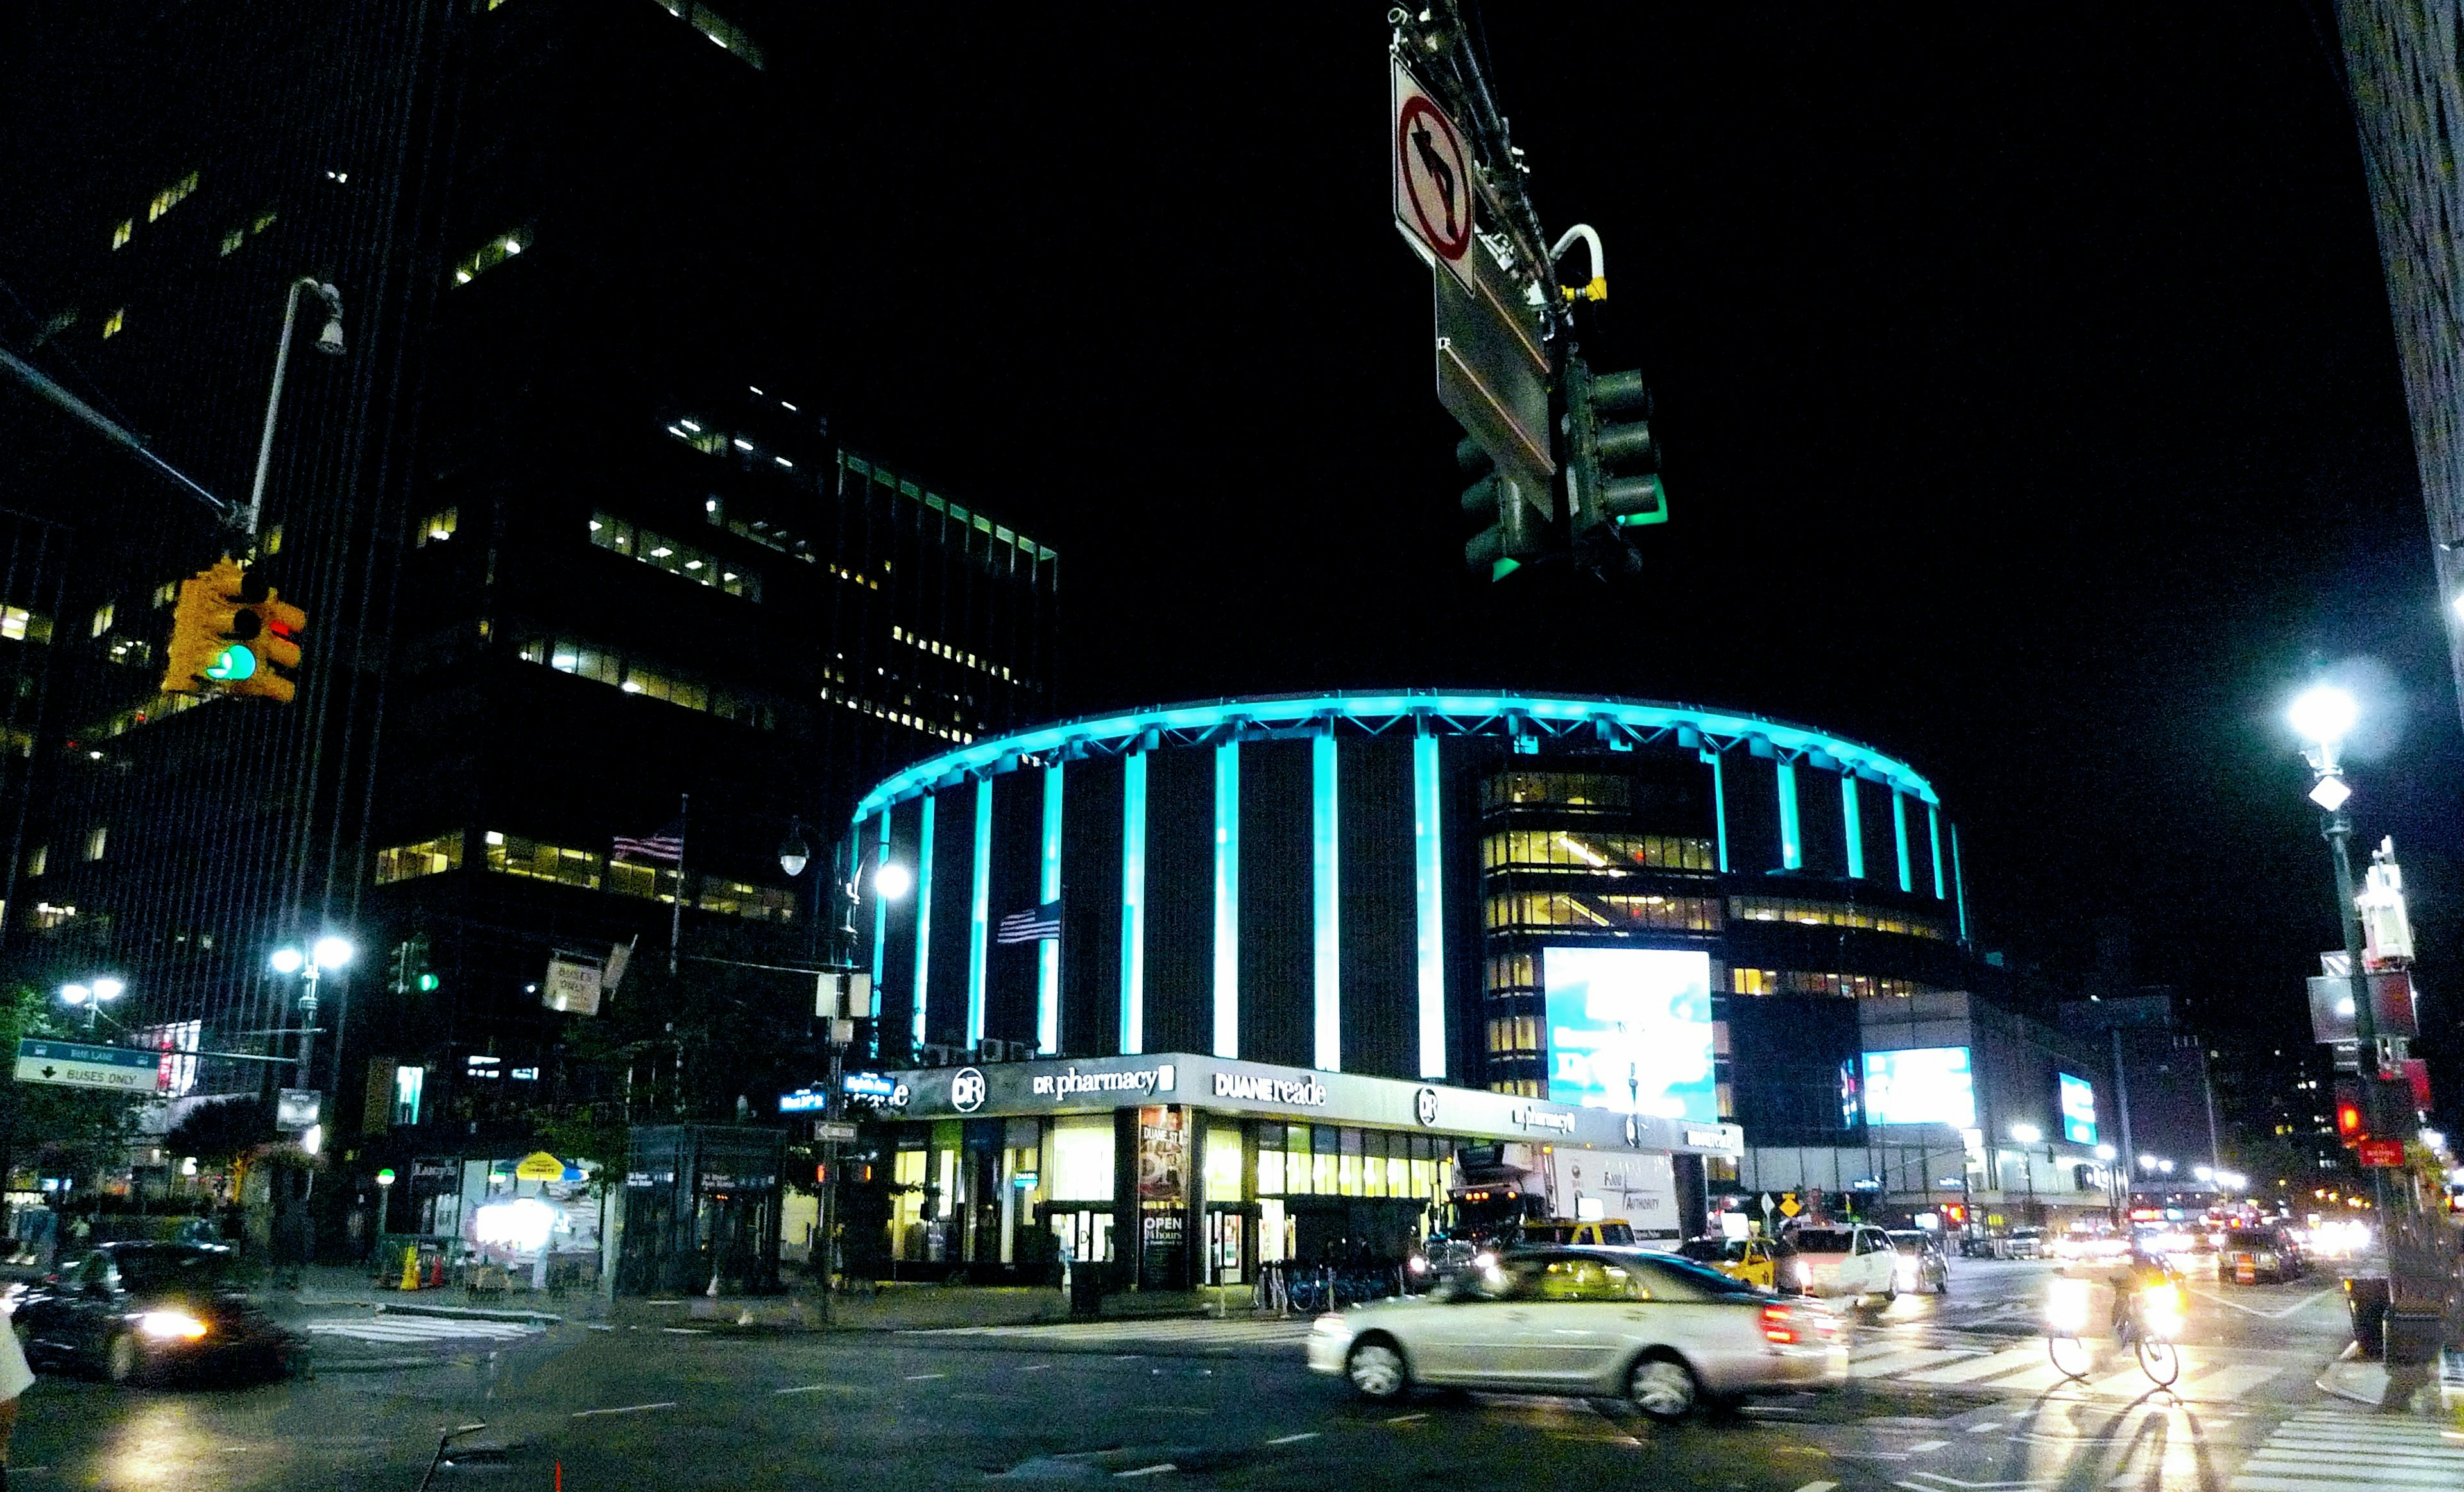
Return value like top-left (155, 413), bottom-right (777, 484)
top-left (2334, 1079), bottom-right (2367, 1144)
top-left (157, 557), bottom-right (305, 703)
top-left (1563, 357), bottom-right (1666, 533)
top-left (1459, 434), bottom-right (1552, 581)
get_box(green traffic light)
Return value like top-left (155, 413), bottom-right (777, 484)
top-left (203, 644), bottom-right (257, 682)
top-left (416, 973), bottom-right (440, 992)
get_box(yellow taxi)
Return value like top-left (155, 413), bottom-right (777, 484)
top-left (1679, 1234), bottom-right (1802, 1291)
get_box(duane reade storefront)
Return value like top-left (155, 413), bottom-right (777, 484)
top-left (869, 1052), bottom-right (1743, 1290)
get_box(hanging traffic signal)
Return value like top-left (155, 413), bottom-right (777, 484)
top-left (2333, 1079), bottom-right (2368, 1144)
top-left (226, 578), bottom-right (305, 703)
top-left (160, 558), bottom-right (247, 695)
top-left (1459, 434), bottom-right (1552, 581)
top-left (1564, 357), bottom-right (1665, 533)
top-left (155, 557), bottom-right (304, 702)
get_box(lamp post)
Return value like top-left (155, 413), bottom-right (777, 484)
top-left (270, 935), bottom-right (354, 1086)
top-left (244, 278), bottom-right (345, 538)
top-left (58, 977), bottom-right (126, 1033)
top-left (2095, 1143), bottom-right (2121, 1226)
top-left (2010, 1122), bottom-right (2042, 1226)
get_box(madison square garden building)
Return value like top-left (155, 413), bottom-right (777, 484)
top-left (845, 692), bottom-right (1991, 1289)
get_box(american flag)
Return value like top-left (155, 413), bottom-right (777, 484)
top-left (997, 900), bottom-right (1061, 944)
top-left (612, 818), bottom-right (685, 865)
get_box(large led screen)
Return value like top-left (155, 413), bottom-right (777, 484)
top-left (1861, 1047), bottom-right (1977, 1128)
top-left (1543, 947), bottom-right (1716, 1122)
top-left (2058, 1072), bottom-right (2098, 1145)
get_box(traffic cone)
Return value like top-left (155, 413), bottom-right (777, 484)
top-left (427, 1253), bottom-right (445, 1290)
top-left (398, 1245), bottom-right (420, 1292)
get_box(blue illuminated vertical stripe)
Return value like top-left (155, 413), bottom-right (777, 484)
top-left (1892, 793), bottom-right (1912, 893)
top-left (1120, 751), bottom-right (1147, 1054)
top-left (911, 795), bottom-right (935, 1052)
top-left (1951, 823), bottom-right (1969, 941)
top-left (1413, 732), bottom-right (1445, 1079)
top-left (1038, 763), bottom-right (1063, 1054)
top-left (1841, 775), bottom-right (1864, 880)
top-left (1928, 805), bottom-right (1946, 900)
top-left (1312, 733), bottom-right (1340, 1072)
top-left (1213, 741), bottom-right (1240, 1058)
top-left (1704, 750), bottom-right (1728, 873)
top-left (1776, 762), bottom-right (1802, 870)
top-left (870, 812), bottom-right (891, 1029)
top-left (966, 778), bottom-right (992, 1047)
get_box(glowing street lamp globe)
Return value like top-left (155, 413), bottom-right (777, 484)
top-left (269, 948), bottom-right (305, 974)
top-left (312, 935), bottom-right (354, 968)
top-left (2288, 685), bottom-right (2358, 748)
top-left (875, 861), bottom-right (914, 901)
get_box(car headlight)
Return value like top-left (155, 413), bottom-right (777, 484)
top-left (1471, 1251), bottom-right (1496, 1270)
top-left (137, 1310), bottom-right (209, 1341)
top-left (1407, 1255), bottom-right (1430, 1275)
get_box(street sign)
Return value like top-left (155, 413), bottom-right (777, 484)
top-left (276, 1088), bottom-right (321, 1129)
top-left (1392, 61), bottom-right (1475, 282)
top-left (779, 1087), bottom-right (830, 1113)
top-left (514, 1151), bottom-right (565, 1181)
top-left (1436, 244), bottom-right (1555, 484)
top-left (814, 1120), bottom-right (859, 1142)
top-left (2357, 1137), bottom-right (2406, 1168)
top-left (13, 1038), bottom-right (163, 1093)
top-left (1776, 1192), bottom-right (1802, 1219)
top-left (2306, 971), bottom-right (2417, 1043)
top-left (543, 956), bottom-right (603, 1015)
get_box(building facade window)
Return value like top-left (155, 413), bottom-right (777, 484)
top-left (103, 308), bottom-right (124, 339)
top-left (376, 833), bottom-right (465, 886)
top-left (83, 827), bottom-right (107, 861)
top-left (515, 634), bottom-right (777, 728)
top-left (112, 219), bottom-right (133, 250)
top-left (1480, 771), bottom-right (1632, 814)
top-left (1, 606), bottom-right (53, 642)
top-left (24, 845), bottom-right (44, 879)
top-left (589, 513), bottom-right (758, 599)
top-left (1483, 890), bottom-right (1722, 934)
top-left (90, 603), bottom-right (114, 637)
top-left (483, 830), bottom-right (602, 889)
top-left (1730, 967), bottom-right (1928, 999)
top-left (451, 228), bottom-right (527, 286)
top-left (1728, 896), bottom-right (1947, 940)
top-left (147, 171), bottom-right (198, 222)
top-left (1479, 828), bottom-right (1714, 874)
top-left (416, 507), bottom-right (458, 546)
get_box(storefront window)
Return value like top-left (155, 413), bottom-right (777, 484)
top-left (1047, 1116), bottom-right (1114, 1201)
top-left (1204, 1126), bottom-right (1244, 1202)
top-left (1311, 1126), bottom-right (1337, 1194)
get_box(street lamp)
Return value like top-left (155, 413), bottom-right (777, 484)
top-left (778, 819), bottom-right (812, 879)
top-left (874, 860), bottom-right (913, 901)
top-left (243, 277), bottom-right (345, 538)
top-left (2095, 1143), bottom-right (2121, 1221)
top-left (58, 976), bottom-right (126, 1031)
top-left (269, 935), bottom-right (353, 1086)
top-left (2008, 1123), bottom-right (2042, 1224)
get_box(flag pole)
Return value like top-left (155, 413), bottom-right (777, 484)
top-left (669, 791), bottom-right (689, 974)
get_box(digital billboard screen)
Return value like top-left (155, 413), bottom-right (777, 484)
top-left (1543, 947), bottom-right (1716, 1122)
top-left (2058, 1072), bottom-right (2098, 1145)
top-left (1861, 1047), bottom-right (1976, 1128)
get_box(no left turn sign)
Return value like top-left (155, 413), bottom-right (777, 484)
top-left (1393, 63), bottom-right (1473, 266)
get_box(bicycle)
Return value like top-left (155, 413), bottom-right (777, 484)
top-left (2045, 1275), bottom-right (2094, 1380)
top-left (2119, 1281), bottom-right (2184, 1387)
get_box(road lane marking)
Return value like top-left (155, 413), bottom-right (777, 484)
top-left (1265, 1432), bottom-right (1321, 1445)
top-left (2187, 1287), bottom-right (2336, 1320)
top-left (902, 1372), bottom-right (948, 1380)
top-left (774, 1383), bottom-right (873, 1396)
top-left (1966, 1423), bottom-right (2002, 1433)
top-left (570, 1402), bottom-right (677, 1418)
top-left (1794, 1482), bottom-right (1840, 1492)
top-left (1020, 1363), bottom-right (1054, 1371)
top-left (1385, 1412), bottom-right (1428, 1424)
top-left (1907, 1441), bottom-right (1949, 1453)
top-left (1115, 1465), bottom-right (1177, 1479)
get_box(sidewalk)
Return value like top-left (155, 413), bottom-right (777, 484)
top-left (2316, 1341), bottom-right (2464, 1417)
top-left (277, 1262), bottom-right (1255, 1334)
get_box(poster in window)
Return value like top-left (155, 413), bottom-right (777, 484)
top-left (1136, 1105), bottom-right (1186, 1204)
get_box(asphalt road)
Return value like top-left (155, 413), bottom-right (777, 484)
top-left (9, 1255), bottom-right (2436, 1492)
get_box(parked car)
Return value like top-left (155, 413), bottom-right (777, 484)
top-left (1678, 1235), bottom-right (1802, 1292)
top-left (1781, 1224), bottom-right (1900, 1301)
top-left (1306, 1246), bottom-right (1845, 1421)
top-left (12, 1243), bottom-right (305, 1385)
top-left (1884, 1230), bottom-right (1951, 1294)
top-left (1996, 1227), bottom-right (2046, 1260)
top-left (2221, 1228), bottom-right (2305, 1284)
top-left (1509, 1219), bottom-right (1636, 1248)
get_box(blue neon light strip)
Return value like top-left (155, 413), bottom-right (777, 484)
top-left (1928, 805), bottom-right (1946, 900)
top-left (1213, 741), bottom-right (1240, 1058)
top-left (1776, 762), bottom-right (1802, 870)
top-left (1038, 762), bottom-right (1063, 1054)
top-left (1951, 822), bottom-right (1968, 941)
top-left (853, 692), bottom-right (1939, 823)
top-left (1313, 733), bottom-right (1340, 1072)
top-left (1413, 731), bottom-right (1445, 1079)
top-left (912, 794), bottom-right (935, 1052)
top-left (1892, 793), bottom-right (1912, 893)
top-left (1121, 751), bottom-right (1147, 1054)
top-left (1704, 749), bottom-right (1728, 873)
top-left (870, 812), bottom-right (891, 1031)
top-left (1841, 775), bottom-right (1864, 880)
top-left (967, 778), bottom-right (992, 1047)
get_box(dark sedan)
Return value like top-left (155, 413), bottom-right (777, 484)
top-left (12, 1242), bottom-right (304, 1385)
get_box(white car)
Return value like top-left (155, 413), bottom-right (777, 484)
top-left (1783, 1224), bottom-right (1900, 1301)
top-left (1305, 1247), bottom-right (1846, 1421)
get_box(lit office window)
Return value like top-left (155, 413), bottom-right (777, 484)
top-left (481, 830), bottom-right (603, 890)
top-left (450, 229), bottom-right (527, 286)
top-left (376, 833), bottom-right (465, 886)
top-left (103, 308), bottom-right (124, 339)
top-left (83, 826), bottom-right (107, 861)
top-left (147, 171), bottom-right (198, 222)
top-left (694, 877), bottom-right (796, 922)
top-left (654, 1), bottom-right (765, 69)
top-left (1727, 896), bottom-right (1947, 941)
top-left (219, 228), bottom-right (243, 256)
top-left (1, 606), bottom-right (53, 642)
top-left (251, 209), bottom-right (277, 236)
top-left (153, 581), bottom-right (178, 608)
top-left (1479, 828), bottom-right (1715, 874)
top-left (589, 513), bottom-right (759, 599)
top-left (24, 845), bottom-right (45, 878)
top-left (1479, 771), bottom-right (1632, 813)
top-left (515, 635), bottom-right (776, 728)
top-left (105, 637), bottom-right (151, 669)
top-left (394, 1065), bottom-right (425, 1126)
top-left (112, 219), bottom-right (133, 250)
top-left (90, 603), bottom-right (114, 637)
top-left (416, 507), bottom-right (458, 546)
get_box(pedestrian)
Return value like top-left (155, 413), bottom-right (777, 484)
top-left (0, 1286), bottom-right (33, 1489)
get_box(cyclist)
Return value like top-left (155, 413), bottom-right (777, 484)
top-left (2109, 1246), bottom-right (2181, 1342)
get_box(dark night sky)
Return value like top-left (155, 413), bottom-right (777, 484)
top-left (788, 8), bottom-right (2461, 1106)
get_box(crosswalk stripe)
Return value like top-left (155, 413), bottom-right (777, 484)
top-left (2175, 1363), bottom-right (2280, 1399)
top-left (1899, 1345), bottom-right (2046, 1384)
top-left (1848, 1348), bottom-right (1973, 1377)
top-left (2227, 1410), bottom-right (2464, 1492)
top-left (2246, 1452), bottom-right (2464, 1477)
top-left (302, 1316), bottom-right (541, 1342)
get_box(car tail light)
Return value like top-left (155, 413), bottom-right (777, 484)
top-left (1761, 1303), bottom-right (1798, 1344)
